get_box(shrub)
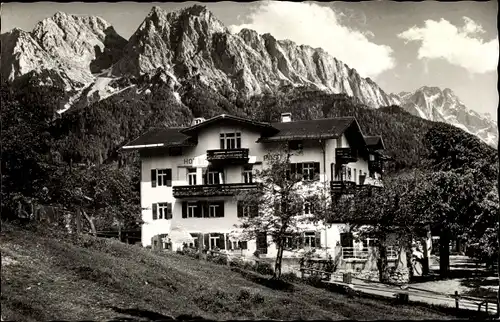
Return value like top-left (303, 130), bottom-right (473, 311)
top-left (254, 261), bottom-right (274, 276)
top-left (281, 271), bottom-right (300, 283)
top-left (304, 275), bottom-right (324, 287)
top-left (229, 256), bottom-right (245, 269)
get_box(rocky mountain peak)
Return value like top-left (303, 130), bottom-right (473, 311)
top-left (396, 86), bottom-right (497, 147)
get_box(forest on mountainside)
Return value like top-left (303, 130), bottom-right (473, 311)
top-left (1, 78), bottom-right (497, 261)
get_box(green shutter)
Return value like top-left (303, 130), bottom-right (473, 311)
top-left (151, 169), bottom-right (157, 187)
top-left (152, 203), bottom-right (158, 220)
top-left (299, 232), bottom-right (305, 249)
top-left (203, 202), bottom-right (209, 218)
top-left (182, 202), bottom-right (187, 218)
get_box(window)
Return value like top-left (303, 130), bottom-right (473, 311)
top-left (209, 235), bottom-right (220, 250)
top-left (347, 167), bottom-right (352, 181)
top-left (242, 165), bottom-right (253, 183)
top-left (152, 202), bottom-right (172, 220)
top-left (220, 132), bottom-right (241, 149)
top-left (304, 201), bottom-right (312, 215)
top-left (304, 231), bottom-right (318, 248)
top-left (206, 168), bottom-right (224, 185)
top-left (287, 162), bottom-right (320, 181)
top-left (184, 201), bottom-right (224, 218)
top-left (230, 240), bottom-right (248, 250)
top-left (209, 204), bottom-right (220, 218)
top-left (182, 202), bottom-right (202, 218)
top-left (187, 202), bottom-right (198, 218)
top-left (151, 168), bottom-right (172, 187)
top-left (362, 238), bottom-right (378, 248)
top-left (238, 201), bottom-right (258, 217)
top-left (283, 235), bottom-right (298, 249)
top-left (187, 168), bottom-right (197, 185)
top-left (353, 168), bottom-right (357, 184)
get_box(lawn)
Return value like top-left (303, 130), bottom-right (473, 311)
top-left (1, 224), bottom-right (456, 321)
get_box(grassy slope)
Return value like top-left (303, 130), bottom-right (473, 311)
top-left (0, 226), bottom-right (453, 321)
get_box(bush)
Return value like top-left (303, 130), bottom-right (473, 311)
top-left (254, 261), bottom-right (274, 276)
top-left (304, 275), bottom-right (324, 287)
top-left (229, 256), bottom-right (245, 269)
top-left (281, 271), bottom-right (300, 283)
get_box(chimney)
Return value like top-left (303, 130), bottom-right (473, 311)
top-left (281, 112), bottom-right (292, 123)
top-left (191, 117), bottom-right (205, 126)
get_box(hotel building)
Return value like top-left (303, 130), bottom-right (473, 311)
top-left (121, 113), bottom-right (386, 258)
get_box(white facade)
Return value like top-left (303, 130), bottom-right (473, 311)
top-left (131, 115), bottom-right (382, 258)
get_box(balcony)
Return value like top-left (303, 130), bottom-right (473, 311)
top-left (206, 148), bottom-right (249, 165)
top-left (331, 181), bottom-right (383, 196)
top-left (335, 148), bottom-right (357, 164)
top-left (368, 159), bottom-right (383, 173)
top-left (173, 183), bottom-right (257, 198)
top-left (330, 180), bottom-right (357, 195)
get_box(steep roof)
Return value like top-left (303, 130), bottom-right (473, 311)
top-left (121, 127), bottom-right (194, 149)
top-left (364, 135), bottom-right (385, 150)
top-left (180, 114), bottom-right (275, 135)
top-left (258, 117), bottom-right (356, 142)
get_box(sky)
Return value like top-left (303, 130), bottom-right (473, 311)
top-left (2, 1), bottom-right (499, 120)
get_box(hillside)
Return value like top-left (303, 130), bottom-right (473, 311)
top-left (0, 224), bottom-right (453, 321)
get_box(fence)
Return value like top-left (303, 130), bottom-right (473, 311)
top-left (341, 246), bottom-right (398, 260)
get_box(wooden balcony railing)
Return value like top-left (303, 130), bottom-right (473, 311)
top-left (330, 180), bottom-right (357, 194)
top-left (335, 148), bottom-right (357, 164)
top-left (206, 148), bottom-right (249, 164)
top-left (331, 181), bottom-right (383, 196)
top-left (173, 183), bottom-right (257, 198)
top-left (341, 246), bottom-right (398, 260)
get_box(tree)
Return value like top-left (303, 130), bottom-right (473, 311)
top-left (236, 147), bottom-right (325, 279)
top-left (327, 171), bottom-right (427, 282)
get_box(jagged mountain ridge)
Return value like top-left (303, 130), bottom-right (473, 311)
top-left (1, 11), bottom-right (127, 89)
top-left (111, 5), bottom-right (398, 108)
top-left (1, 5), bottom-right (497, 147)
top-left (394, 86), bottom-right (498, 147)
top-left (1, 5), bottom-right (398, 109)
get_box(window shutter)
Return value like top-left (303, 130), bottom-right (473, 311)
top-left (299, 232), bottom-right (305, 249)
top-left (203, 233), bottom-right (210, 250)
top-left (315, 231), bottom-right (321, 248)
top-left (289, 163), bottom-right (296, 179)
top-left (166, 169), bottom-right (172, 187)
top-left (195, 201), bottom-right (202, 218)
top-left (237, 202), bottom-right (243, 217)
top-left (166, 203), bottom-right (172, 219)
top-left (202, 201), bottom-right (209, 218)
top-left (182, 202), bottom-right (187, 218)
top-left (152, 203), bottom-right (158, 220)
top-left (225, 234), bottom-right (232, 250)
top-left (240, 241), bottom-right (248, 250)
top-left (297, 163), bottom-right (304, 179)
top-left (314, 162), bottom-right (320, 180)
top-left (251, 205), bottom-right (258, 218)
top-left (151, 169), bottom-right (157, 187)
top-left (217, 201), bottom-right (225, 217)
top-left (217, 233), bottom-right (225, 249)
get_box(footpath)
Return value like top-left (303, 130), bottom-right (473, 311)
top-left (326, 275), bottom-right (498, 316)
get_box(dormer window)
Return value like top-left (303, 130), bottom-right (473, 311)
top-left (220, 132), bottom-right (241, 149)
